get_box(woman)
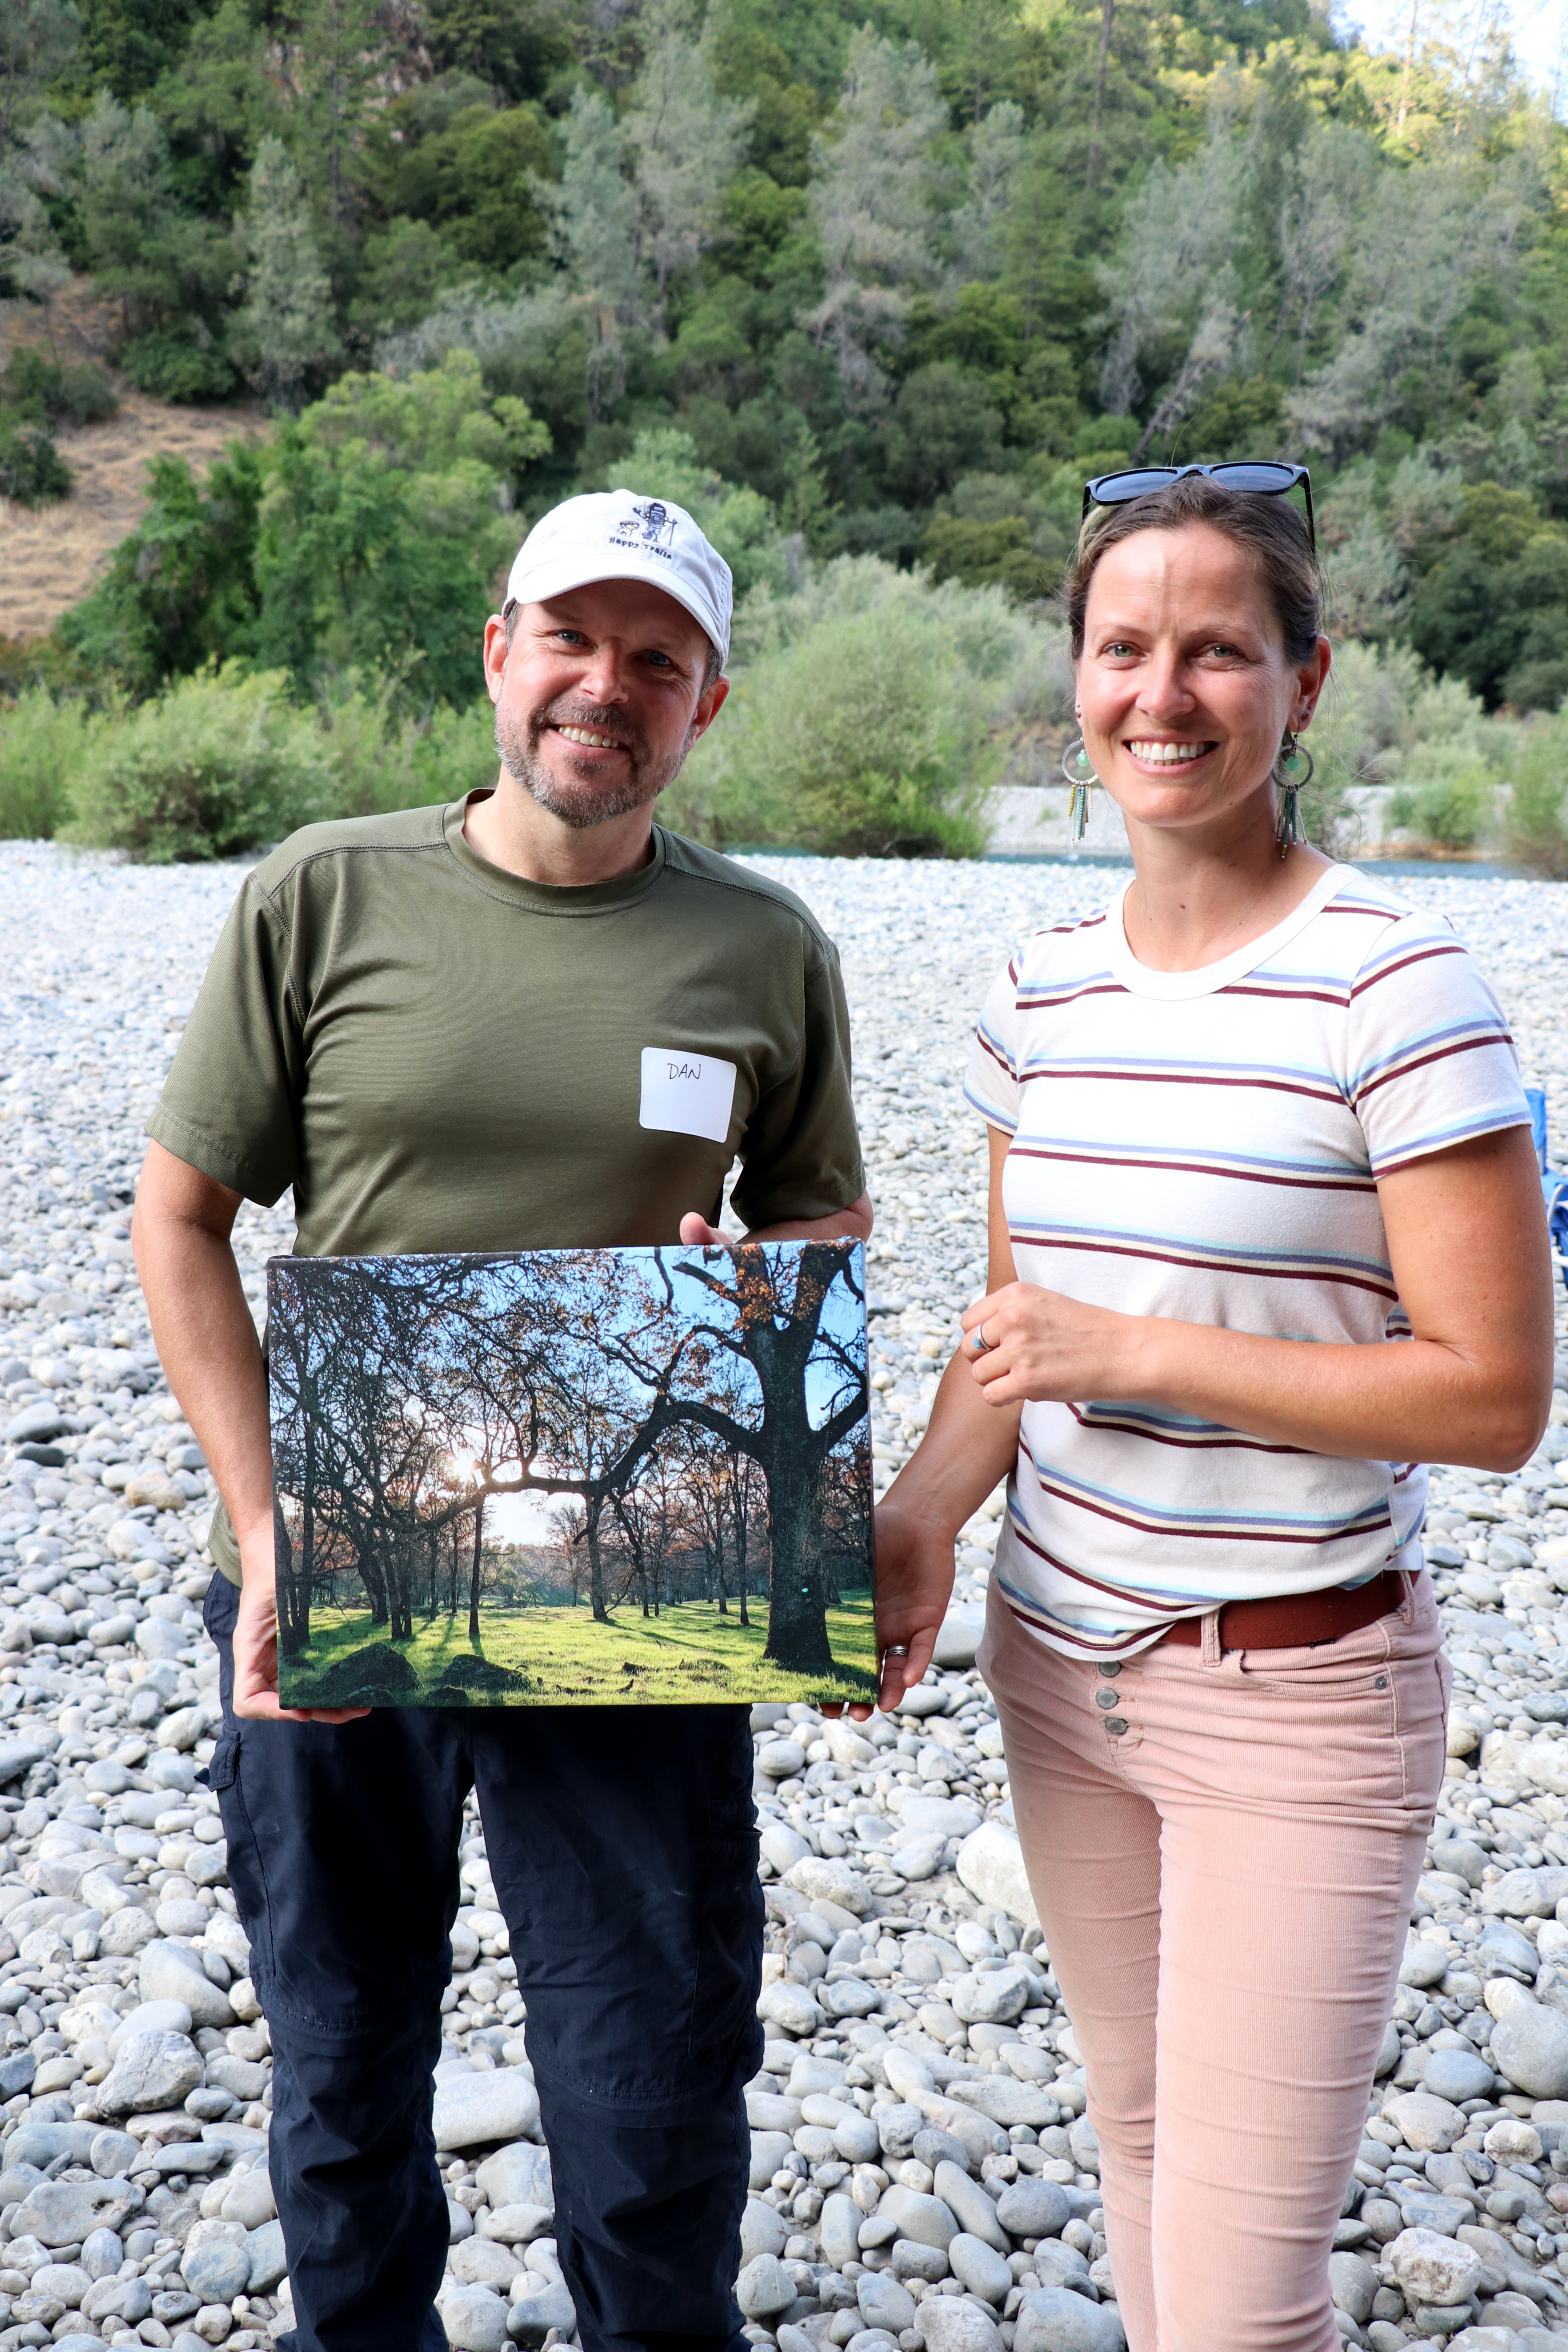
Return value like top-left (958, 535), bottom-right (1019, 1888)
top-left (873, 472), bottom-right (1553, 2352)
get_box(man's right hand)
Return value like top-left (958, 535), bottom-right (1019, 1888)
top-left (234, 1530), bottom-right (369, 1725)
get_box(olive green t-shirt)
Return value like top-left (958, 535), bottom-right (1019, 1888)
top-left (149, 795), bottom-right (864, 1582)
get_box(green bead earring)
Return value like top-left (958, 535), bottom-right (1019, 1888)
top-left (1062, 735), bottom-right (1099, 844)
top-left (1275, 730), bottom-right (1314, 858)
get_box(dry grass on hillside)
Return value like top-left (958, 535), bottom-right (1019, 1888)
top-left (0, 281), bottom-right (265, 643)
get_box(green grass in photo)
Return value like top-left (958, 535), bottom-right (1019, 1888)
top-left (280, 1591), bottom-right (878, 1708)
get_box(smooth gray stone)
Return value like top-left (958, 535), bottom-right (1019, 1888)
top-left (997, 2177), bottom-right (1072, 2239)
top-left (1031, 2241), bottom-right (1096, 2295)
top-left (439, 2282), bottom-right (509, 2352)
top-left (877, 2183), bottom-right (959, 2251)
top-left (6, 2121), bottom-right (99, 2169)
top-left (820, 2190), bottom-right (862, 2270)
top-left (246, 2217), bottom-right (286, 2291)
top-left (891, 2236), bottom-right (949, 2282)
top-left (13, 2175), bottom-right (143, 2248)
top-left (834, 2110), bottom-right (881, 2163)
top-left (433, 2067), bottom-right (541, 2152)
top-left (507, 2282), bottom-right (576, 2345)
top-left (1328, 2250), bottom-right (1380, 2323)
top-left (89, 2129), bottom-right (141, 2178)
top-left (740, 2197), bottom-right (787, 2262)
top-left (748, 2129), bottom-right (791, 2187)
top-left (95, 2029), bottom-right (203, 2117)
top-left (1014, 2288), bottom-right (1129, 2352)
top-left (913, 2127), bottom-right (971, 2176)
top-left (735, 2252), bottom-right (796, 2318)
top-left (1421, 2046), bottom-right (1495, 2104)
top-left (1430, 1840), bottom-right (1490, 1887)
top-left (948, 2227), bottom-right (1014, 2301)
top-left (1477, 1922), bottom-right (1539, 1983)
top-left (137, 1939), bottom-right (232, 2029)
top-left (857, 2270), bottom-right (918, 2333)
top-left (933, 2158), bottom-right (1010, 2252)
top-left (1398, 2192), bottom-right (1474, 2236)
top-left (1491, 2005), bottom-right (1568, 2098)
top-left (917, 2301), bottom-right (1005, 2352)
top-left (876, 2102), bottom-right (926, 2161)
top-left (181, 2236), bottom-right (251, 2301)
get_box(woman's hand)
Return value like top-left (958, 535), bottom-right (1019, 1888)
top-left (961, 1281), bottom-right (1142, 1409)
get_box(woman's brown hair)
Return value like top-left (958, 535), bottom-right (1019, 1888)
top-left (1062, 475), bottom-right (1323, 664)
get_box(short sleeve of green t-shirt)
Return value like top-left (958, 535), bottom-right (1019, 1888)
top-left (148, 801), bottom-right (864, 1256)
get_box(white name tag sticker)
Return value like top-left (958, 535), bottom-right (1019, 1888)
top-left (639, 1047), bottom-right (738, 1144)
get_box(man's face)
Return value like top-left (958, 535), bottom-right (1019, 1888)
top-left (483, 577), bottom-right (728, 830)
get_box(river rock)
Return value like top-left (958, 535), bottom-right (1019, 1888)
top-left (1381, 2091), bottom-right (1466, 2152)
top-left (955, 1821), bottom-right (1039, 1930)
top-left (919, 2300), bottom-right (1006, 2352)
top-left (735, 2252), bottom-right (795, 2319)
top-left (432, 2066), bottom-right (540, 2151)
top-left (783, 1855), bottom-right (872, 1915)
top-left (933, 2160), bottom-right (1010, 2252)
top-left (12, 2177), bottom-right (143, 2247)
top-left (1490, 2004), bottom-right (1568, 2098)
top-left (137, 1939), bottom-right (233, 2029)
top-left (1014, 2289), bottom-right (1128, 2352)
top-left (756, 1980), bottom-right (822, 2036)
top-left (1382, 2227), bottom-right (1484, 2307)
top-left (95, 2031), bottom-right (203, 2117)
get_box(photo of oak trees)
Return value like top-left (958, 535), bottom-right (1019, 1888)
top-left (267, 1239), bottom-right (875, 1709)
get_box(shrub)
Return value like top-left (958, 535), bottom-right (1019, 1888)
top-left (62, 665), bottom-right (336, 860)
top-left (0, 421), bottom-right (72, 506)
top-left (122, 326), bottom-right (236, 404)
top-left (1507, 714), bottom-right (1568, 879)
top-left (0, 689), bottom-right (92, 838)
top-left (1387, 757), bottom-right (1495, 851)
top-left (0, 351), bottom-right (117, 426)
top-left (316, 677), bottom-right (497, 816)
top-left (678, 597), bottom-right (996, 857)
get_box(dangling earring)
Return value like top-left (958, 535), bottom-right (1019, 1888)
top-left (1062, 733), bottom-right (1099, 845)
top-left (1274, 729), bottom-right (1314, 858)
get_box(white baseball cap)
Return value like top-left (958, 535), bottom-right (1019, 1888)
top-left (504, 490), bottom-right (733, 668)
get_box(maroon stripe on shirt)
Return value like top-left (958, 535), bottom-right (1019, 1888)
top-left (1022, 1467), bottom-right (1394, 1545)
top-left (1353, 1034), bottom-right (1511, 1104)
top-left (1063, 1401), bottom-right (1312, 1456)
top-left (1006, 1143), bottom-right (1376, 1194)
top-left (1012, 1229), bottom-right (1401, 1301)
top-left (1349, 942), bottom-right (1470, 998)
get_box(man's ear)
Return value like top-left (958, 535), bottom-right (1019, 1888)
top-left (689, 674), bottom-right (730, 743)
top-left (482, 615), bottom-right (508, 707)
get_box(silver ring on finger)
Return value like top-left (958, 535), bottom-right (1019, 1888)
top-left (972, 1323), bottom-right (996, 1354)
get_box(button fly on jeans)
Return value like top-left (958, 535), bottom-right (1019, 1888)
top-left (1095, 1689), bottom-right (1120, 1710)
top-left (1105, 1719), bottom-right (1129, 1736)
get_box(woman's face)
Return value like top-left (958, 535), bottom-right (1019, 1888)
top-left (1075, 521), bottom-right (1330, 839)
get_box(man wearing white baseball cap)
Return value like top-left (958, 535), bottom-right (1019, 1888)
top-left (132, 487), bottom-right (873, 2351)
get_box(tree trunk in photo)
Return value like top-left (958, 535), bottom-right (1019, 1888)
top-left (426, 1526), bottom-right (439, 1619)
top-left (356, 1537), bottom-right (388, 1625)
top-left (467, 1492), bottom-right (486, 1644)
top-left (762, 1458), bottom-right (833, 1670)
top-left (449, 1521), bottom-right (460, 1617)
top-left (297, 1418), bottom-right (315, 1652)
top-left (586, 1492), bottom-right (609, 1623)
top-left (274, 1497), bottom-right (302, 1658)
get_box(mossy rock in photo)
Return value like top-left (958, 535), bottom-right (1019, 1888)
top-left (304, 1644), bottom-right (422, 1706)
top-left (426, 1653), bottom-right (531, 1704)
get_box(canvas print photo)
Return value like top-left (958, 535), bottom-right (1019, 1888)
top-left (267, 1240), bottom-right (875, 1709)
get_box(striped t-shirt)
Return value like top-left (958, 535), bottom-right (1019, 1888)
top-left (963, 862), bottom-right (1529, 1659)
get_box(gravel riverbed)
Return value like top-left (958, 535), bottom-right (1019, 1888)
top-left (2, 841), bottom-right (1568, 2352)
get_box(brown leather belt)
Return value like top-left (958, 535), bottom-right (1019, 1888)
top-left (1159, 1568), bottom-right (1405, 1653)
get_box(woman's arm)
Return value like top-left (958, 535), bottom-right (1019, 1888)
top-left (864, 1130), bottom-right (1024, 1710)
top-left (962, 1122), bottom-right (1553, 1472)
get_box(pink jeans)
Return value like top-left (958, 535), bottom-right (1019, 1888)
top-left (979, 1569), bottom-right (1449, 2352)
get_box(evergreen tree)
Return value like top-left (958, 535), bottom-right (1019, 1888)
top-left (235, 135), bottom-right (338, 412)
top-left (624, 0), bottom-right (754, 336)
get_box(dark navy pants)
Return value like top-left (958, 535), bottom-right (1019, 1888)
top-left (201, 1573), bottom-right (761, 2352)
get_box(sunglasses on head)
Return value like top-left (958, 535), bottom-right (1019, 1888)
top-left (1082, 461), bottom-right (1314, 552)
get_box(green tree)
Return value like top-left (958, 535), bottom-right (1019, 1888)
top-left (234, 136), bottom-right (338, 411)
top-left (60, 441), bottom-right (266, 694)
top-left (805, 28), bottom-right (945, 409)
top-left (534, 85), bottom-right (639, 418)
top-left (624, 0), bottom-right (754, 334)
top-left (252, 350), bottom-right (550, 705)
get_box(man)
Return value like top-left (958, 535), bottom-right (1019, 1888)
top-left (132, 490), bottom-right (872, 2352)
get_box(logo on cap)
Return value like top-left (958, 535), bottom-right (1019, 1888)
top-left (612, 500), bottom-right (677, 552)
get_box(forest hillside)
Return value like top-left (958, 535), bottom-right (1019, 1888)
top-left (4, 0), bottom-right (1568, 863)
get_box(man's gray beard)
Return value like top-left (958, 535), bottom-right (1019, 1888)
top-left (495, 703), bottom-right (688, 831)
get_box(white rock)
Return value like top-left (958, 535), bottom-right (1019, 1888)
top-left (431, 2068), bottom-right (541, 2152)
top-left (1382, 2225), bottom-right (1483, 2307)
top-left (955, 1820), bottom-right (1040, 1931)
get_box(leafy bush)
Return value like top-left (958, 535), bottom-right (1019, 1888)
top-left (673, 560), bottom-right (1053, 855)
top-left (1507, 716), bottom-right (1568, 880)
top-left (0, 689), bottom-right (91, 839)
top-left (62, 666), bottom-right (336, 861)
top-left (316, 678), bottom-right (497, 816)
top-left (0, 421), bottom-right (71, 506)
top-left (0, 350), bottom-right (117, 425)
top-left (1387, 757), bottom-right (1495, 851)
top-left (122, 326), bottom-right (236, 404)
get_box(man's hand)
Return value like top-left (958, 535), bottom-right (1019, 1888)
top-left (678, 1191), bottom-right (873, 1249)
top-left (233, 1525), bottom-right (368, 1726)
